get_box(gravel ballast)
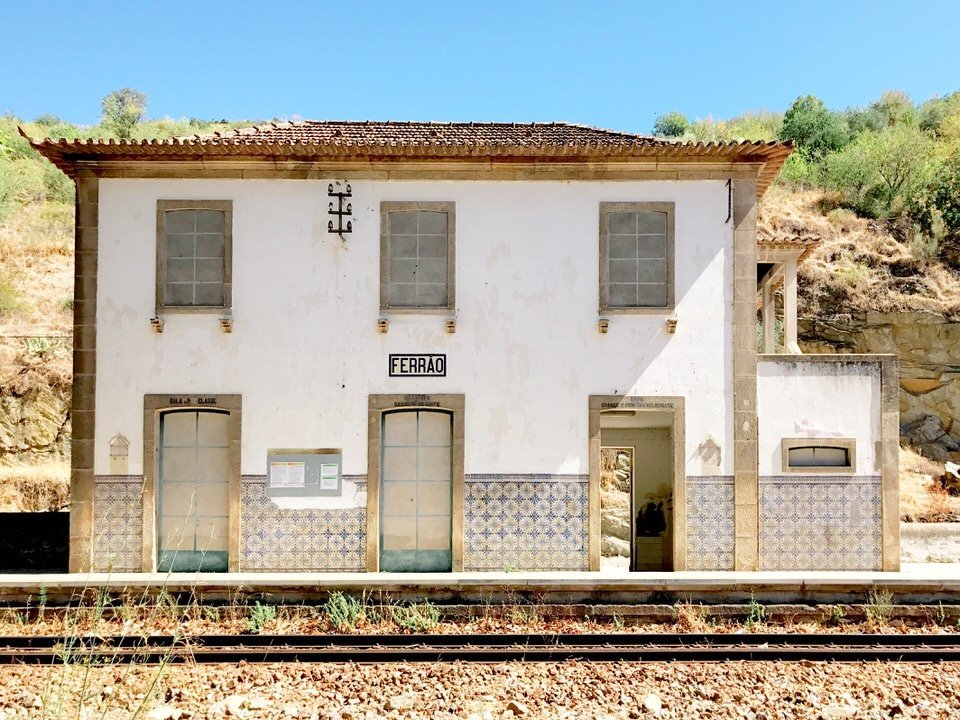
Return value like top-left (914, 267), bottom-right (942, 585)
top-left (2, 660), bottom-right (959, 719)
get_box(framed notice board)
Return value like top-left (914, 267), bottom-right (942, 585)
top-left (266, 448), bottom-right (342, 497)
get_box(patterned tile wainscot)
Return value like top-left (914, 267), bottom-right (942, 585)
top-left (240, 476), bottom-right (366, 572)
top-left (760, 476), bottom-right (882, 571)
top-left (92, 476), bottom-right (143, 572)
top-left (463, 475), bottom-right (588, 571)
top-left (686, 476), bottom-right (735, 570)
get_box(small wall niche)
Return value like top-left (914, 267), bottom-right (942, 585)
top-left (109, 434), bottom-right (129, 475)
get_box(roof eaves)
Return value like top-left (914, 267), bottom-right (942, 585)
top-left (20, 125), bottom-right (794, 195)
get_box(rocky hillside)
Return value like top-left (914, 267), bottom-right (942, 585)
top-left (758, 188), bottom-right (960, 462)
top-left (0, 202), bottom-right (72, 467)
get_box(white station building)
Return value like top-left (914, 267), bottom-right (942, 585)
top-left (29, 121), bottom-right (899, 575)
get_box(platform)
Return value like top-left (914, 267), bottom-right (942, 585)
top-left (2, 564), bottom-right (960, 604)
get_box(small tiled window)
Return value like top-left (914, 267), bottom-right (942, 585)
top-left (599, 202), bottom-right (674, 312)
top-left (781, 438), bottom-right (856, 474)
top-left (157, 201), bottom-right (232, 312)
top-left (380, 202), bottom-right (455, 313)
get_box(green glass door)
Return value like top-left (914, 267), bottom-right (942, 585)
top-left (380, 410), bottom-right (452, 572)
top-left (157, 410), bottom-right (229, 572)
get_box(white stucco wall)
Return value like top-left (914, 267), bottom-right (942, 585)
top-left (94, 178), bottom-right (734, 481)
top-left (756, 359), bottom-right (882, 476)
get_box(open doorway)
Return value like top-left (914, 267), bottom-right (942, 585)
top-left (590, 396), bottom-right (685, 572)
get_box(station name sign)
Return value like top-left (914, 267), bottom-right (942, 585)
top-left (389, 354), bottom-right (447, 378)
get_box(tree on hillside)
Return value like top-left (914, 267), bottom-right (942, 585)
top-left (916, 154), bottom-right (960, 239)
top-left (101, 88), bottom-right (147, 139)
top-left (869, 90), bottom-right (916, 127)
top-left (688, 116), bottom-right (729, 142)
top-left (826, 124), bottom-right (933, 217)
top-left (843, 106), bottom-right (889, 136)
top-left (33, 114), bottom-right (64, 127)
top-left (919, 92), bottom-right (960, 143)
top-left (726, 111), bottom-right (783, 141)
top-left (779, 95), bottom-right (848, 160)
top-left (870, 125), bottom-right (933, 210)
top-left (652, 112), bottom-right (690, 138)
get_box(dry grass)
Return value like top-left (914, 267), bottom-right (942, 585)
top-left (0, 201), bottom-right (74, 337)
top-left (675, 602), bottom-right (711, 633)
top-left (0, 336), bottom-right (71, 394)
top-left (0, 461), bottom-right (69, 511)
top-left (760, 186), bottom-right (960, 320)
top-left (0, 202), bottom-right (73, 395)
top-left (899, 445), bottom-right (960, 522)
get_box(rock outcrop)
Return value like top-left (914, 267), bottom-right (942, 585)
top-left (800, 311), bottom-right (960, 460)
top-left (601, 504), bottom-right (631, 557)
top-left (0, 385), bottom-right (70, 463)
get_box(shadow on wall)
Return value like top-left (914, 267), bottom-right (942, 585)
top-left (0, 512), bottom-right (68, 572)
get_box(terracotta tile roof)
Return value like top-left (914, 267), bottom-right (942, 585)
top-left (757, 232), bottom-right (821, 247)
top-left (21, 120), bottom-right (793, 195)
top-left (204, 120), bottom-right (664, 147)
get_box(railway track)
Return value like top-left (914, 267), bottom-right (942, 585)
top-left (1, 633), bottom-right (959, 664)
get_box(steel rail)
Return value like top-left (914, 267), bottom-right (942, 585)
top-left (1, 633), bottom-right (959, 664)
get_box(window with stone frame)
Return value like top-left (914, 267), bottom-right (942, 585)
top-left (380, 202), bottom-right (455, 313)
top-left (156, 200), bottom-right (232, 312)
top-left (599, 202), bottom-right (675, 312)
top-left (781, 438), bottom-right (856, 474)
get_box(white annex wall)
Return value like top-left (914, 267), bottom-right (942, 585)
top-left (756, 360), bottom-right (882, 476)
top-left (94, 178), bottom-right (734, 479)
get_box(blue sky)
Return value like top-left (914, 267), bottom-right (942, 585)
top-left (2, 0), bottom-right (958, 135)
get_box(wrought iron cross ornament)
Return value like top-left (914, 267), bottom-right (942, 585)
top-left (328, 181), bottom-right (353, 235)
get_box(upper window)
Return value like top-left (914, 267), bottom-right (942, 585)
top-left (781, 438), bottom-right (856, 474)
top-left (599, 202), bottom-right (674, 313)
top-left (380, 202), bottom-right (455, 313)
top-left (156, 200), bottom-right (232, 312)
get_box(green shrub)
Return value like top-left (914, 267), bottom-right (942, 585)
top-left (245, 601), bottom-right (276, 634)
top-left (391, 601), bottom-right (440, 632)
top-left (777, 152), bottom-right (819, 188)
top-left (0, 161), bottom-right (26, 219)
top-left (323, 591), bottom-right (364, 630)
top-left (42, 164), bottom-right (73, 204)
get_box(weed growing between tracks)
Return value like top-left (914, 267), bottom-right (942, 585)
top-left (744, 594), bottom-right (768, 631)
top-left (865, 587), bottom-right (895, 627)
top-left (245, 602), bottom-right (277, 634)
top-left (323, 590), bottom-right (367, 630)
top-left (3, 589), bottom-right (960, 642)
